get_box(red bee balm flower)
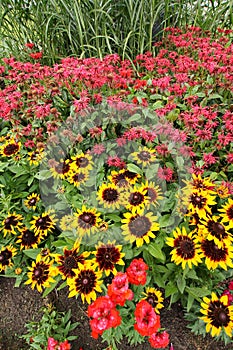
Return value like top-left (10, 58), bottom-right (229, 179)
top-left (126, 258), bottom-right (148, 285)
top-left (88, 296), bottom-right (121, 339)
top-left (29, 52), bottom-right (43, 59)
top-left (148, 331), bottom-right (170, 348)
top-left (107, 272), bottom-right (134, 306)
top-left (134, 300), bottom-right (161, 336)
top-left (59, 340), bottom-right (71, 350)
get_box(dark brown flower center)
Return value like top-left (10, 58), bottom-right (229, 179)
top-left (76, 157), bottom-right (89, 168)
top-left (128, 215), bottom-right (151, 237)
top-left (4, 216), bottom-right (18, 229)
top-left (96, 245), bottom-right (121, 271)
top-left (227, 206), bottom-right (233, 220)
top-left (35, 215), bottom-right (53, 231)
top-left (190, 194), bottom-right (207, 209)
top-left (129, 192), bottom-right (144, 206)
top-left (174, 236), bottom-right (195, 259)
top-left (102, 188), bottom-right (119, 202)
top-left (209, 301), bottom-right (230, 328)
top-left (201, 240), bottom-right (227, 262)
top-left (138, 151), bottom-right (151, 161)
top-left (76, 270), bottom-right (96, 294)
top-left (64, 256), bottom-right (78, 270)
top-left (4, 143), bottom-right (19, 156)
top-left (207, 221), bottom-right (226, 239)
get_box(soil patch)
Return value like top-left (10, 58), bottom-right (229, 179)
top-left (0, 277), bottom-right (232, 350)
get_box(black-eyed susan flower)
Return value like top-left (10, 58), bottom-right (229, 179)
top-left (124, 185), bottom-right (149, 213)
top-left (200, 292), bottom-right (233, 337)
top-left (93, 241), bottom-right (125, 276)
top-left (184, 174), bottom-right (215, 193)
top-left (142, 181), bottom-right (163, 207)
top-left (199, 238), bottom-right (233, 270)
top-left (121, 209), bottom-right (159, 247)
top-left (59, 214), bottom-right (75, 231)
top-left (30, 211), bottom-right (57, 237)
top-left (141, 287), bottom-right (164, 314)
top-left (0, 244), bottom-right (17, 272)
top-left (74, 206), bottom-right (101, 236)
top-left (28, 148), bottom-right (45, 166)
top-left (124, 169), bottom-right (141, 185)
top-left (215, 184), bottom-right (229, 199)
top-left (0, 138), bottom-right (21, 157)
top-left (25, 255), bottom-right (58, 293)
top-left (24, 193), bottom-right (40, 210)
top-left (1, 212), bottom-right (23, 237)
top-left (50, 159), bottom-right (71, 179)
top-left (218, 198), bottom-right (233, 229)
top-left (97, 183), bottom-right (123, 210)
top-left (131, 146), bottom-right (156, 167)
top-left (54, 241), bottom-right (90, 279)
top-left (187, 190), bottom-right (216, 219)
top-left (67, 170), bottom-right (88, 187)
top-left (166, 227), bottom-right (202, 269)
top-left (197, 216), bottom-right (232, 248)
top-left (67, 262), bottom-right (103, 304)
top-left (16, 227), bottom-right (42, 249)
top-left (71, 152), bottom-right (93, 172)
top-left (108, 169), bottom-right (130, 188)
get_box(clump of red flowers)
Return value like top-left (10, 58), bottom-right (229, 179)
top-left (47, 337), bottom-right (71, 350)
top-left (88, 259), bottom-right (170, 348)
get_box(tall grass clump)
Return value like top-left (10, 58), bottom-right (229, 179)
top-left (0, 0), bottom-right (233, 64)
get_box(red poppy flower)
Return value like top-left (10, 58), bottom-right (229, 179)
top-left (107, 272), bottom-right (134, 306)
top-left (47, 337), bottom-right (58, 350)
top-left (88, 296), bottom-right (121, 339)
top-left (59, 340), bottom-right (71, 350)
top-left (134, 300), bottom-right (161, 336)
top-left (148, 331), bottom-right (170, 348)
top-left (126, 258), bottom-right (148, 285)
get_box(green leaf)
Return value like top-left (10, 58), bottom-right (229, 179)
top-left (177, 275), bottom-right (186, 294)
top-left (187, 293), bottom-right (194, 312)
top-left (185, 286), bottom-right (210, 301)
top-left (23, 248), bottom-right (41, 260)
top-left (147, 242), bottom-right (165, 262)
top-left (127, 163), bottom-right (143, 175)
top-left (165, 281), bottom-right (178, 298)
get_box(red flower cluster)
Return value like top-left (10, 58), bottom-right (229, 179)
top-left (87, 296), bottom-right (121, 339)
top-left (134, 300), bottom-right (160, 336)
top-left (148, 331), bottom-right (170, 348)
top-left (47, 337), bottom-right (71, 350)
top-left (126, 258), bottom-right (148, 285)
top-left (107, 272), bottom-right (134, 306)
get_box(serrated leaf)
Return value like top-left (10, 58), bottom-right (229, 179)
top-left (23, 248), bottom-right (41, 260)
top-left (147, 243), bottom-right (165, 262)
top-left (185, 286), bottom-right (210, 301)
top-left (127, 163), bottom-right (143, 175)
top-left (177, 275), bottom-right (186, 293)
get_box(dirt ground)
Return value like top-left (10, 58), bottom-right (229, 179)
top-left (0, 277), bottom-right (232, 350)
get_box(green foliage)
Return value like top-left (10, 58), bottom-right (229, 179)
top-left (21, 306), bottom-right (79, 349)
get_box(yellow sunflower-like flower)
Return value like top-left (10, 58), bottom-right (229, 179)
top-left (54, 240), bottom-right (90, 279)
top-left (67, 170), bottom-right (89, 188)
top-left (93, 241), bottom-right (125, 276)
top-left (16, 227), bottom-right (42, 249)
top-left (25, 255), bottom-right (58, 293)
top-left (0, 244), bottom-right (17, 272)
top-left (130, 146), bottom-right (156, 167)
top-left (30, 210), bottom-right (57, 237)
top-left (141, 287), bottom-right (164, 314)
top-left (97, 183), bottom-right (124, 210)
top-left (50, 159), bottom-right (71, 179)
top-left (215, 184), bottom-right (230, 199)
top-left (197, 215), bottom-right (232, 248)
top-left (121, 209), bottom-right (159, 247)
top-left (74, 206), bottom-right (102, 236)
top-left (108, 169), bottom-right (131, 188)
top-left (0, 138), bottom-right (21, 157)
top-left (1, 212), bottom-right (23, 237)
top-left (142, 181), bottom-right (163, 207)
top-left (184, 174), bottom-right (216, 193)
top-left (28, 148), bottom-right (45, 166)
top-left (199, 237), bottom-right (233, 270)
top-left (24, 193), bottom-right (40, 210)
top-left (71, 152), bottom-right (93, 172)
top-left (124, 184), bottom-right (149, 213)
top-left (66, 262), bottom-right (103, 304)
top-left (200, 292), bottom-right (233, 338)
top-left (59, 214), bottom-right (75, 231)
top-left (186, 189), bottom-right (216, 219)
top-left (166, 227), bottom-right (202, 269)
top-left (218, 198), bottom-right (233, 228)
